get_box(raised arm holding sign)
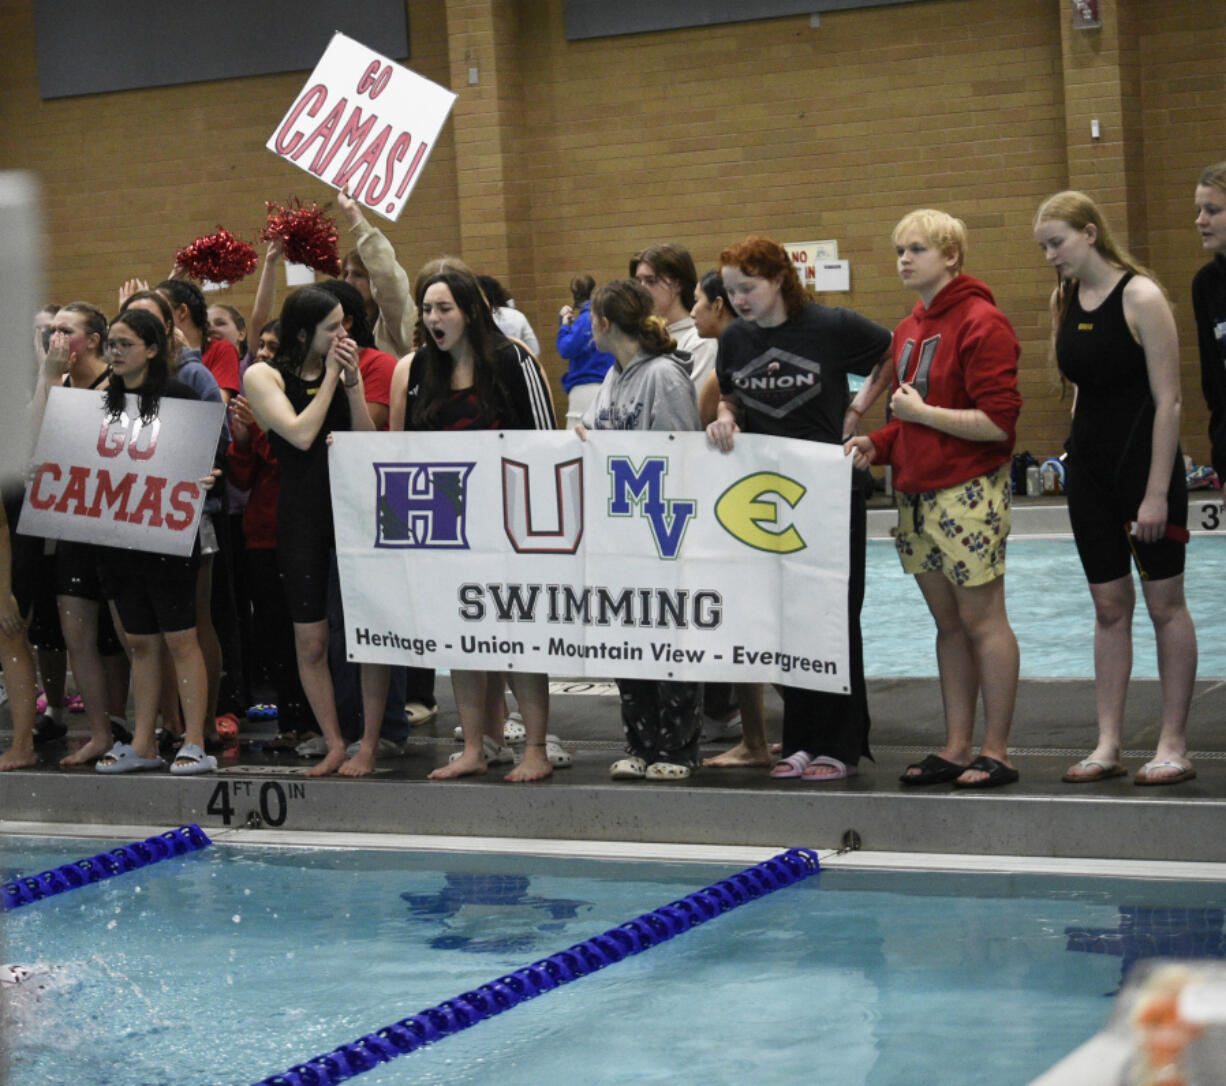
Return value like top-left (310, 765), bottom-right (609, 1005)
top-left (266, 32), bottom-right (456, 223)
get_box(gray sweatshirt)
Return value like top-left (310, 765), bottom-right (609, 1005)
top-left (581, 350), bottom-right (700, 432)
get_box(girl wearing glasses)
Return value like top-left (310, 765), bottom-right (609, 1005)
top-left (94, 309), bottom-right (218, 774)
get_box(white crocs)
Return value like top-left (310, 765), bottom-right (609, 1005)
top-left (545, 734), bottom-right (572, 768)
top-left (610, 756), bottom-right (647, 780)
top-left (645, 761), bottom-right (691, 781)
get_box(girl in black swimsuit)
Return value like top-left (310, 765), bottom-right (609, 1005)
top-left (243, 287), bottom-right (375, 777)
top-left (1035, 190), bottom-right (1197, 787)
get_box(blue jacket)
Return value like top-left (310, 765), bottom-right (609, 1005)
top-left (556, 302), bottom-right (615, 392)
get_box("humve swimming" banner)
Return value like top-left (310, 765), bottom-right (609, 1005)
top-left (330, 430), bottom-right (852, 692)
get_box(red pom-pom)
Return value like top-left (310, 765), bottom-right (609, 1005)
top-left (259, 199), bottom-right (341, 277)
top-left (174, 228), bottom-right (258, 285)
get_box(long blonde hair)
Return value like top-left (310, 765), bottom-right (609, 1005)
top-left (1034, 190), bottom-right (1164, 328)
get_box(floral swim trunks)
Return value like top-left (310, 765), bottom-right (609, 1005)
top-left (893, 464), bottom-right (1011, 587)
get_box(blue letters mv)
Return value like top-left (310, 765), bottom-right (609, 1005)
top-left (607, 456), bottom-right (696, 559)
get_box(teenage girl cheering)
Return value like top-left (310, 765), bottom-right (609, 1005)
top-left (386, 267), bottom-right (555, 782)
top-left (243, 286), bottom-right (375, 776)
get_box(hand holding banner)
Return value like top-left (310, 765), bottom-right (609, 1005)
top-left (331, 430), bottom-right (853, 693)
top-left (18, 388), bottom-right (224, 558)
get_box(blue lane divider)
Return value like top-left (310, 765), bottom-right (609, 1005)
top-left (253, 846), bottom-right (820, 1086)
top-left (1, 824), bottom-right (212, 910)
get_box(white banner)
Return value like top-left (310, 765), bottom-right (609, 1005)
top-left (331, 430), bottom-right (852, 693)
top-left (18, 387), bottom-right (224, 557)
top-left (267, 31), bottom-right (457, 222)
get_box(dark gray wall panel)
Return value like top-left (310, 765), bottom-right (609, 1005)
top-left (33, 1), bottom-right (409, 99)
top-left (564, 0), bottom-right (924, 39)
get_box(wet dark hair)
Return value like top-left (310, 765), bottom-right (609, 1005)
top-left (477, 274), bottom-right (511, 309)
top-left (120, 289), bottom-right (175, 332)
top-left (569, 275), bottom-right (595, 307)
top-left (272, 287), bottom-right (342, 376)
top-left (698, 270), bottom-right (732, 309)
top-left (316, 279), bottom-right (375, 349)
top-left (103, 308), bottom-right (170, 423)
top-left (411, 269), bottom-right (511, 428)
top-left (591, 279), bottom-right (676, 355)
top-left (157, 279), bottom-right (211, 344)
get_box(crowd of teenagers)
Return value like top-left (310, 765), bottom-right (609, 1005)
top-left (3, 169), bottom-right (1225, 790)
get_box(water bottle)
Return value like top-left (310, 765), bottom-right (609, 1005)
top-left (1041, 459), bottom-right (1060, 495)
top-left (1025, 464), bottom-right (1042, 497)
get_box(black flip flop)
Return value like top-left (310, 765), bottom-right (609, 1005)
top-left (900, 754), bottom-right (968, 785)
top-left (32, 715), bottom-right (68, 744)
top-left (952, 755), bottom-right (1019, 789)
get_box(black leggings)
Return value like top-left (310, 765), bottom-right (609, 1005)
top-left (779, 489), bottom-right (870, 767)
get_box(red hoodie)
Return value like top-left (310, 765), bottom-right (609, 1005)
top-left (869, 275), bottom-right (1021, 494)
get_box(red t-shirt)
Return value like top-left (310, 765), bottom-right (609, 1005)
top-left (359, 346), bottom-right (397, 430)
top-left (227, 422), bottom-right (278, 548)
top-left (202, 338), bottom-right (241, 396)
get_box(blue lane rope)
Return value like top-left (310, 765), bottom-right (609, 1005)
top-left (1, 824), bottom-right (211, 910)
top-left (252, 846), bottom-right (820, 1086)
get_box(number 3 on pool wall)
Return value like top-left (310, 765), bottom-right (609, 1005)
top-left (1201, 502), bottom-right (1222, 530)
top-left (207, 781), bottom-right (294, 827)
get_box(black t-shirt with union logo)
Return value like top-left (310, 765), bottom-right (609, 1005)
top-left (716, 302), bottom-right (890, 445)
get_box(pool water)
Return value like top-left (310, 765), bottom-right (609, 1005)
top-left (863, 536), bottom-right (1226, 679)
top-left (3, 837), bottom-right (1224, 1085)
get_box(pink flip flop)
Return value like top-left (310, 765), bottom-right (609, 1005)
top-left (801, 755), bottom-right (857, 782)
top-left (770, 751), bottom-right (814, 779)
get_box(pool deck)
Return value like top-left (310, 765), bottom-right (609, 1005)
top-left (2, 672), bottom-right (1224, 865)
top-left (3, 494), bottom-right (1225, 867)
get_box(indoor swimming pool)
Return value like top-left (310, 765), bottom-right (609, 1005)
top-left (862, 535), bottom-right (1226, 679)
top-left (3, 833), bottom-right (1224, 1085)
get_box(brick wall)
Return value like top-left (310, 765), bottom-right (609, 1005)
top-left (4, 0), bottom-right (1225, 467)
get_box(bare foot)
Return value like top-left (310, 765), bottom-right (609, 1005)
top-left (304, 744), bottom-right (347, 778)
top-left (504, 749), bottom-right (553, 783)
top-left (768, 741), bottom-right (782, 756)
top-left (428, 750), bottom-right (487, 780)
top-left (60, 736), bottom-right (113, 766)
top-left (703, 742), bottom-right (772, 768)
top-left (0, 746), bottom-right (38, 771)
top-left (338, 747), bottom-right (377, 778)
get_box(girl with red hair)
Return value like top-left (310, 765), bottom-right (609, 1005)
top-left (707, 236), bottom-right (891, 782)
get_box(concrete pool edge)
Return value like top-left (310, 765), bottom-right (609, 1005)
top-left (4, 820), bottom-right (1226, 883)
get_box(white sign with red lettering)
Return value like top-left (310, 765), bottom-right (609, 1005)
top-left (267, 31), bottom-right (457, 222)
top-left (785, 240), bottom-right (839, 289)
top-left (18, 388), bottom-right (224, 557)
